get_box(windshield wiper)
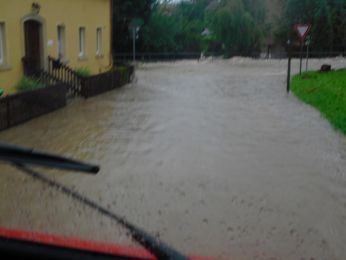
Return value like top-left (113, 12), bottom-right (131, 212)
top-left (0, 142), bottom-right (189, 260)
top-left (0, 143), bottom-right (99, 174)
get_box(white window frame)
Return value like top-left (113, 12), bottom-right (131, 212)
top-left (96, 27), bottom-right (103, 56)
top-left (0, 23), bottom-right (5, 65)
top-left (57, 25), bottom-right (66, 60)
top-left (79, 27), bottom-right (86, 57)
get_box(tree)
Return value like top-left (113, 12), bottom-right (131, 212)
top-left (113, 0), bottom-right (156, 53)
top-left (208, 0), bottom-right (264, 56)
top-left (113, 0), bottom-right (346, 57)
top-left (140, 0), bottom-right (209, 53)
top-left (173, 1), bottom-right (208, 52)
top-left (277, 0), bottom-right (346, 52)
top-left (113, 0), bottom-right (268, 56)
top-left (140, 9), bottom-right (179, 52)
top-left (328, 0), bottom-right (346, 51)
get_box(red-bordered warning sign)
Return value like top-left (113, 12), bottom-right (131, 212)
top-left (294, 24), bottom-right (311, 41)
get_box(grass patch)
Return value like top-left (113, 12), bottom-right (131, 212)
top-left (15, 77), bottom-right (45, 92)
top-left (75, 67), bottom-right (91, 78)
top-left (291, 69), bottom-right (346, 134)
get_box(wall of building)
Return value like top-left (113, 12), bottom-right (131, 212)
top-left (0, 0), bottom-right (111, 94)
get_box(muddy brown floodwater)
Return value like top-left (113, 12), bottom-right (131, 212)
top-left (1, 58), bottom-right (346, 260)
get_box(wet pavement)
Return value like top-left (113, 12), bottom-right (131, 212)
top-left (1, 58), bottom-right (346, 259)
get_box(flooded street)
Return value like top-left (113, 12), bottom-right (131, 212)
top-left (1, 58), bottom-right (346, 259)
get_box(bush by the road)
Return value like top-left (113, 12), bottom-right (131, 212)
top-left (16, 77), bottom-right (45, 92)
top-left (292, 69), bottom-right (346, 134)
top-left (75, 67), bottom-right (91, 78)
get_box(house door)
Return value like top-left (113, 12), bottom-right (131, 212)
top-left (23, 20), bottom-right (42, 75)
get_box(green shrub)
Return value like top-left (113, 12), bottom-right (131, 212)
top-left (75, 67), bottom-right (91, 77)
top-left (117, 66), bottom-right (128, 82)
top-left (15, 77), bottom-right (45, 92)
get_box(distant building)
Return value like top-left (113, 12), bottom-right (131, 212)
top-left (0, 0), bottom-right (112, 93)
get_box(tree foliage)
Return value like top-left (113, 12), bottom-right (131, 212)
top-left (208, 0), bottom-right (265, 56)
top-left (140, 9), bottom-right (179, 52)
top-left (138, 0), bottom-right (266, 56)
top-left (112, 0), bottom-right (156, 53)
top-left (277, 0), bottom-right (346, 51)
top-left (113, 0), bottom-right (346, 56)
top-left (139, 0), bottom-right (209, 53)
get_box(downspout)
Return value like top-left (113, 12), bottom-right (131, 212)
top-left (99, 0), bottom-right (114, 73)
top-left (109, 0), bottom-right (115, 88)
top-left (110, 0), bottom-right (114, 68)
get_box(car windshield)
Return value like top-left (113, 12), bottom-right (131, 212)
top-left (1, 0), bottom-right (346, 260)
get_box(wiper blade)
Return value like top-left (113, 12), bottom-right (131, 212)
top-left (0, 143), bottom-right (99, 174)
top-left (17, 164), bottom-right (189, 260)
top-left (1, 142), bottom-right (189, 259)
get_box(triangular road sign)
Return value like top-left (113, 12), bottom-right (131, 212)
top-left (294, 24), bottom-right (311, 41)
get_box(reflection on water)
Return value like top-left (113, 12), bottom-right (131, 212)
top-left (1, 58), bottom-right (346, 259)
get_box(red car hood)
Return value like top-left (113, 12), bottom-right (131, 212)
top-left (0, 227), bottom-right (221, 260)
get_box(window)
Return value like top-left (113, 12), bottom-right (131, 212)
top-left (96, 28), bottom-right (102, 56)
top-left (57, 25), bottom-right (66, 60)
top-left (0, 23), bottom-right (5, 65)
top-left (79, 27), bottom-right (86, 57)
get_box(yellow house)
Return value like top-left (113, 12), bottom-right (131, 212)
top-left (0, 0), bottom-right (112, 94)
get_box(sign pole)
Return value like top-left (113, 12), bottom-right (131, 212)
top-left (129, 18), bottom-right (143, 64)
top-left (287, 40), bottom-right (291, 93)
top-left (305, 41), bottom-right (310, 72)
top-left (299, 40), bottom-right (303, 75)
top-left (294, 24), bottom-right (311, 75)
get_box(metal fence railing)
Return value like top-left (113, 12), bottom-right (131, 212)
top-left (114, 51), bottom-right (346, 62)
top-left (0, 84), bottom-right (67, 131)
top-left (114, 52), bottom-right (226, 62)
top-left (287, 51), bottom-right (346, 58)
top-left (48, 56), bottom-right (84, 97)
top-left (81, 65), bottom-right (134, 99)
